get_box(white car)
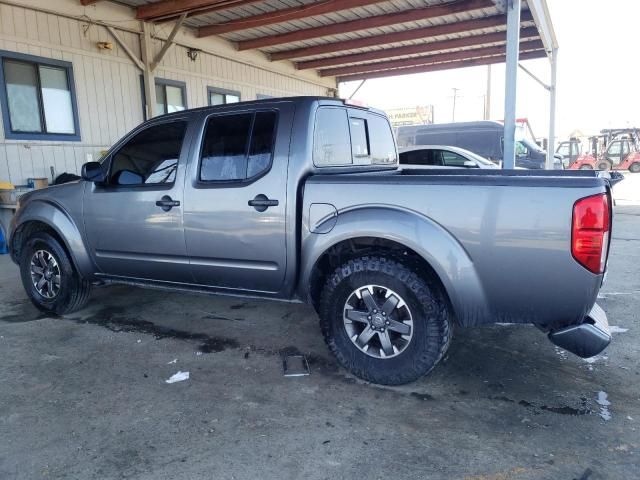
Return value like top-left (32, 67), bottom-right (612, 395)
top-left (398, 145), bottom-right (500, 169)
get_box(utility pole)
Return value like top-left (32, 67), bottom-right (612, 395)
top-left (451, 87), bottom-right (460, 122)
top-left (484, 65), bottom-right (492, 120)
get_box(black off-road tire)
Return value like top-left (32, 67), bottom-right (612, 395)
top-left (19, 232), bottom-right (91, 315)
top-left (597, 161), bottom-right (611, 171)
top-left (579, 164), bottom-right (593, 170)
top-left (629, 162), bottom-right (640, 173)
top-left (319, 256), bottom-right (453, 385)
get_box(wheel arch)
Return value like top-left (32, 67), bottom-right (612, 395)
top-left (10, 200), bottom-right (94, 278)
top-left (300, 206), bottom-right (490, 327)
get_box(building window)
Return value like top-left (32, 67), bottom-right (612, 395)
top-left (140, 77), bottom-right (187, 119)
top-left (0, 50), bottom-right (80, 141)
top-left (208, 87), bottom-right (240, 105)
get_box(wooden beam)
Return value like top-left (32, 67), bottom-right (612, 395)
top-left (156, 0), bottom-right (263, 22)
top-left (137, 0), bottom-right (256, 21)
top-left (297, 26), bottom-right (539, 70)
top-left (198, 0), bottom-right (390, 37)
top-left (105, 26), bottom-right (144, 71)
top-left (80, 0), bottom-right (101, 5)
top-left (320, 39), bottom-right (544, 77)
top-left (151, 14), bottom-right (187, 71)
top-left (270, 10), bottom-right (533, 61)
top-left (337, 49), bottom-right (547, 82)
top-left (237, 0), bottom-right (496, 51)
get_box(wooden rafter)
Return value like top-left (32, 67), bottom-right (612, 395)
top-left (80, 0), bottom-right (102, 5)
top-left (320, 39), bottom-right (544, 77)
top-left (137, 0), bottom-right (261, 21)
top-left (270, 11), bottom-right (533, 61)
top-left (297, 26), bottom-right (539, 70)
top-left (237, 0), bottom-right (496, 51)
top-left (198, 0), bottom-right (391, 37)
top-left (337, 49), bottom-right (547, 82)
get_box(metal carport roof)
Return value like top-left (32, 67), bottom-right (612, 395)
top-left (87, 0), bottom-right (558, 167)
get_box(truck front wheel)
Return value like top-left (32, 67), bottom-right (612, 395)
top-left (629, 162), bottom-right (640, 173)
top-left (19, 232), bottom-right (91, 315)
top-left (319, 256), bottom-right (452, 385)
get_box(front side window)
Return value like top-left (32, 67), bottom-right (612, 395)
top-left (1, 53), bottom-right (79, 140)
top-left (313, 108), bottom-right (351, 166)
top-left (441, 150), bottom-right (470, 167)
top-left (109, 121), bottom-right (187, 186)
top-left (607, 142), bottom-right (621, 155)
top-left (208, 87), bottom-right (240, 106)
top-left (199, 111), bottom-right (277, 182)
top-left (557, 144), bottom-right (570, 157)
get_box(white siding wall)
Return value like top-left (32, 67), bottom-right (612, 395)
top-left (0, 1), bottom-right (334, 185)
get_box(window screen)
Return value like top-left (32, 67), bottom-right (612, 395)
top-left (199, 111), bottom-right (277, 182)
top-left (313, 108), bottom-right (351, 166)
top-left (109, 121), bottom-right (187, 186)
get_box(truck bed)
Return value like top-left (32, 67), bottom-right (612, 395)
top-left (302, 168), bottom-right (612, 329)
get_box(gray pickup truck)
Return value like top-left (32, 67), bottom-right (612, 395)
top-left (9, 97), bottom-right (615, 385)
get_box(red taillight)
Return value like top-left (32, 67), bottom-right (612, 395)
top-left (572, 194), bottom-right (610, 274)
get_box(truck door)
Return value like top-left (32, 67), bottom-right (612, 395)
top-left (183, 105), bottom-right (293, 293)
top-left (83, 119), bottom-right (192, 282)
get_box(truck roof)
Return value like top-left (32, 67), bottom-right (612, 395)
top-left (148, 96), bottom-right (387, 121)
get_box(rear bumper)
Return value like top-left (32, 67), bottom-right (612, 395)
top-left (548, 303), bottom-right (611, 358)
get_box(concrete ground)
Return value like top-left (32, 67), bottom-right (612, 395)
top-left (1, 175), bottom-right (639, 480)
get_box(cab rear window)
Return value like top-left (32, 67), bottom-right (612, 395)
top-left (313, 107), bottom-right (396, 167)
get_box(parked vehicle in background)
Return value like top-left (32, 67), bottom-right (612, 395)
top-left (396, 120), bottom-right (563, 170)
top-left (569, 129), bottom-right (640, 172)
top-left (9, 97), bottom-right (616, 385)
top-left (556, 140), bottom-right (582, 167)
top-left (399, 145), bottom-right (499, 169)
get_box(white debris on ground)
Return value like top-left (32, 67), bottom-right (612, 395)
top-left (596, 391), bottom-right (612, 421)
top-left (609, 326), bottom-right (629, 333)
top-left (583, 353), bottom-right (609, 371)
top-left (165, 371), bottom-right (190, 384)
top-left (167, 359), bottom-right (177, 364)
top-left (136, 339), bottom-right (141, 343)
top-left (554, 346), bottom-right (568, 360)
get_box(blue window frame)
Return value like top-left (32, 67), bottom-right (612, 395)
top-left (0, 50), bottom-right (81, 141)
top-left (140, 76), bottom-right (187, 120)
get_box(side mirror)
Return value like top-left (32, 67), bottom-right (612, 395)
top-left (81, 162), bottom-right (106, 183)
top-left (463, 160), bottom-right (479, 168)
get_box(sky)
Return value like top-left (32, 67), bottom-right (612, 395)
top-left (339, 0), bottom-right (640, 140)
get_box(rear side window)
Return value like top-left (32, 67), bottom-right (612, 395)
top-left (199, 111), bottom-right (277, 182)
top-left (109, 121), bottom-right (187, 186)
top-left (399, 150), bottom-right (439, 166)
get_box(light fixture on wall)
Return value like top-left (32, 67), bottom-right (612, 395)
top-left (97, 41), bottom-right (113, 50)
top-left (187, 48), bottom-right (200, 62)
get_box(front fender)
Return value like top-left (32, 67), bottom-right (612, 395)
top-left (10, 199), bottom-right (94, 278)
top-left (300, 206), bottom-right (490, 327)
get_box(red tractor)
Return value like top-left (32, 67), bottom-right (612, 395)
top-left (570, 128), bottom-right (640, 172)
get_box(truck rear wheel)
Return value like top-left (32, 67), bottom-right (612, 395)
top-left (319, 256), bottom-right (452, 385)
top-left (596, 161), bottom-right (611, 171)
top-left (629, 162), bottom-right (640, 173)
top-left (19, 232), bottom-right (91, 315)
